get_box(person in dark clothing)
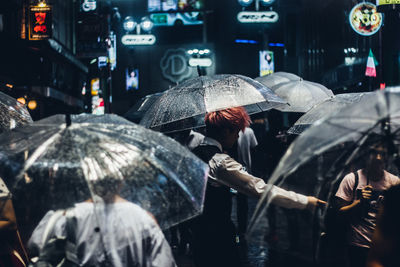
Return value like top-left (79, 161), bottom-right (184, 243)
top-left (367, 183), bottom-right (400, 267)
top-left (190, 107), bottom-right (325, 267)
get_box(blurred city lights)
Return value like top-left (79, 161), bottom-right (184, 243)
top-left (28, 100), bottom-right (37, 110)
top-left (140, 17), bottom-right (154, 32)
top-left (123, 16), bottom-right (136, 32)
top-left (235, 39), bottom-right (259, 44)
top-left (187, 49), bottom-right (211, 55)
top-left (17, 97), bottom-right (26, 105)
top-left (238, 0), bottom-right (254, 7)
top-left (260, 0), bottom-right (275, 6)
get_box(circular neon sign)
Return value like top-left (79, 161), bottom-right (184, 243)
top-left (349, 2), bottom-right (383, 36)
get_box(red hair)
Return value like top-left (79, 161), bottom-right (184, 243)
top-left (205, 107), bottom-right (251, 135)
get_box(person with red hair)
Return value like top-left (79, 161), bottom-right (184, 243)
top-left (190, 107), bottom-right (325, 267)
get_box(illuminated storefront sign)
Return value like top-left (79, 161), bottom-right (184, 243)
top-left (349, 3), bottom-right (382, 36)
top-left (376, 0), bottom-right (400, 5)
top-left (121, 34), bottom-right (156, 45)
top-left (259, 50), bottom-right (274, 76)
top-left (29, 4), bottom-right (52, 40)
top-left (237, 11), bottom-right (279, 23)
top-left (188, 58), bottom-right (213, 67)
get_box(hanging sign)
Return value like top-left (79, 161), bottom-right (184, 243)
top-left (237, 11), bottom-right (279, 23)
top-left (188, 58), bottom-right (213, 67)
top-left (121, 34), bottom-right (156, 45)
top-left (29, 4), bottom-right (52, 40)
top-left (349, 2), bottom-right (382, 36)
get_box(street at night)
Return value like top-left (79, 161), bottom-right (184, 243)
top-left (1, 1), bottom-right (400, 267)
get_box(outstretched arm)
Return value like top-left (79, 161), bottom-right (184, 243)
top-left (212, 153), bottom-right (325, 210)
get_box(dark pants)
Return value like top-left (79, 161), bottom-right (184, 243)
top-left (237, 193), bottom-right (248, 235)
top-left (192, 220), bottom-right (242, 267)
top-left (348, 245), bottom-right (369, 267)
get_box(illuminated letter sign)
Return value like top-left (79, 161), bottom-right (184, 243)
top-left (237, 11), bottom-right (279, 23)
top-left (121, 34), bottom-right (156, 45)
top-left (29, 5), bottom-right (52, 40)
top-left (349, 3), bottom-right (382, 36)
top-left (188, 58), bottom-right (213, 67)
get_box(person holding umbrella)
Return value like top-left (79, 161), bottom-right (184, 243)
top-left (335, 146), bottom-right (399, 267)
top-left (190, 106), bottom-right (325, 267)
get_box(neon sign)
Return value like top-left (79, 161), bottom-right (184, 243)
top-left (29, 5), bottom-right (52, 40)
top-left (349, 3), bottom-right (382, 36)
top-left (237, 11), bottom-right (279, 23)
top-left (121, 34), bottom-right (156, 45)
top-left (188, 58), bottom-right (213, 67)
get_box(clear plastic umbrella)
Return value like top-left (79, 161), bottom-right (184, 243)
top-left (139, 74), bottom-right (287, 133)
top-left (288, 92), bottom-right (373, 134)
top-left (255, 72), bottom-right (302, 89)
top-left (247, 89), bottom-right (400, 264)
top-left (36, 113), bottom-right (134, 125)
top-left (0, 91), bottom-right (33, 133)
top-left (124, 93), bottom-right (163, 123)
top-left (0, 116), bottom-right (208, 236)
top-left (268, 80), bottom-right (334, 113)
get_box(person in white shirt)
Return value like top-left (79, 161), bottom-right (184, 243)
top-left (28, 178), bottom-right (177, 267)
top-left (190, 106), bottom-right (325, 267)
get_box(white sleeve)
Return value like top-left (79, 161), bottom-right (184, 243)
top-left (211, 154), bottom-right (308, 209)
top-left (147, 219), bottom-right (177, 267)
top-left (249, 129), bottom-right (258, 148)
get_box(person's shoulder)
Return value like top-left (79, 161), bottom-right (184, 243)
top-left (383, 170), bottom-right (400, 184)
top-left (342, 170), bottom-right (357, 182)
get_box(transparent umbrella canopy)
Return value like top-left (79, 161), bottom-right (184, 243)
top-left (139, 74), bottom-right (287, 133)
top-left (0, 117), bottom-right (208, 236)
top-left (247, 89), bottom-right (400, 264)
top-left (268, 80), bottom-right (334, 113)
top-left (0, 91), bottom-right (33, 133)
top-left (36, 113), bottom-right (134, 125)
top-left (124, 92), bottom-right (163, 123)
top-left (255, 72), bottom-right (302, 89)
top-left (287, 92), bottom-right (372, 134)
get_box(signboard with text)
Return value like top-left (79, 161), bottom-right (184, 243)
top-left (376, 0), bottom-right (400, 5)
top-left (376, 0), bottom-right (400, 11)
top-left (237, 11), bottom-right (279, 23)
top-left (259, 50), bottom-right (274, 76)
top-left (29, 4), bottom-right (52, 40)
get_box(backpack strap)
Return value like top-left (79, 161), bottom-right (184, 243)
top-left (351, 171), bottom-right (359, 202)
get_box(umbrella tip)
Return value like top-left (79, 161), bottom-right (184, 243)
top-left (66, 113), bottom-right (71, 127)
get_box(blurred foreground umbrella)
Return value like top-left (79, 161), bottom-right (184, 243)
top-left (140, 74), bottom-right (287, 133)
top-left (255, 71), bottom-right (301, 88)
top-left (247, 89), bottom-right (400, 263)
top-left (266, 80), bottom-right (334, 113)
top-left (0, 91), bottom-right (33, 133)
top-left (0, 115), bottom-right (208, 233)
top-left (287, 92), bottom-right (372, 134)
top-left (37, 113), bottom-right (133, 125)
top-left (124, 93), bottom-right (163, 123)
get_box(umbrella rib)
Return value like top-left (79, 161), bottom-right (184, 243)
top-left (14, 125), bottom-right (65, 187)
